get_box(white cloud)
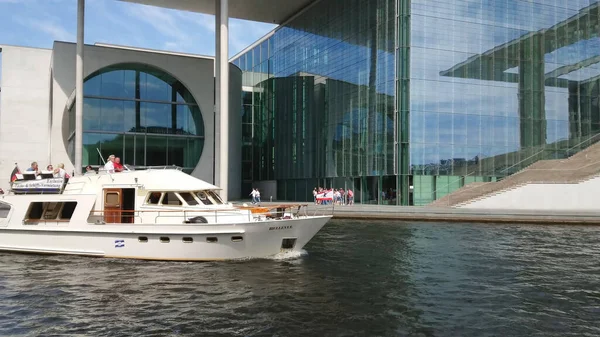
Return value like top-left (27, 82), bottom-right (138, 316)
top-left (1, 0), bottom-right (276, 56)
top-left (120, 3), bottom-right (275, 56)
top-left (13, 16), bottom-right (74, 42)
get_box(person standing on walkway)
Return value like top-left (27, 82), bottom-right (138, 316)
top-left (255, 189), bottom-right (261, 205)
top-left (249, 188), bottom-right (257, 204)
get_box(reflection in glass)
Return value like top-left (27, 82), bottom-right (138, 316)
top-left (233, 0), bottom-right (600, 205)
top-left (83, 133), bottom-right (123, 166)
top-left (71, 63), bottom-right (205, 171)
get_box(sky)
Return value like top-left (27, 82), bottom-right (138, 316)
top-left (0, 0), bottom-right (277, 57)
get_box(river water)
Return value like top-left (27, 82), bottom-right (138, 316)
top-left (0, 220), bottom-right (599, 337)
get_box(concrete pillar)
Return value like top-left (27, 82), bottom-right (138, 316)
top-left (75, 0), bottom-right (85, 175)
top-left (215, 0), bottom-right (229, 201)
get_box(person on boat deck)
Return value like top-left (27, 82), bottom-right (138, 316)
top-left (85, 165), bottom-right (95, 174)
top-left (46, 164), bottom-right (53, 171)
top-left (113, 157), bottom-right (124, 172)
top-left (53, 163), bottom-right (69, 178)
top-left (104, 155), bottom-right (115, 173)
top-left (27, 162), bottom-right (40, 175)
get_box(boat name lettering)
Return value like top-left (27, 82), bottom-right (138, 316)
top-left (269, 225), bottom-right (292, 231)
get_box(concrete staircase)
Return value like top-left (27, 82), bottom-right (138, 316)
top-left (429, 141), bottom-right (600, 207)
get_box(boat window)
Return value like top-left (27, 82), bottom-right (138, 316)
top-left (0, 202), bottom-right (10, 218)
top-left (182, 237), bottom-right (193, 243)
top-left (207, 191), bottom-right (223, 204)
top-left (43, 202), bottom-right (61, 219)
top-left (162, 192), bottom-right (182, 206)
top-left (146, 192), bottom-right (162, 205)
top-left (105, 192), bottom-right (120, 206)
top-left (25, 202), bottom-right (78, 221)
top-left (196, 191), bottom-right (213, 205)
top-left (281, 238), bottom-right (297, 250)
top-left (60, 202), bottom-right (77, 219)
top-left (26, 202), bottom-right (44, 220)
top-left (178, 192), bottom-right (199, 206)
top-left (160, 236), bottom-right (170, 243)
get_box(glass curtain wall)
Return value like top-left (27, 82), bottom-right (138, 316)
top-left (235, 0), bottom-right (600, 205)
top-left (410, 0), bottom-right (600, 205)
top-left (233, 0), bottom-right (396, 204)
top-left (67, 63), bottom-right (204, 173)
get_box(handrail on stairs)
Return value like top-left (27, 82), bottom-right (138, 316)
top-left (430, 171), bottom-right (477, 205)
top-left (453, 158), bottom-right (600, 207)
top-left (499, 133), bottom-right (600, 175)
top-left (429, 133), bottom-right (600, 206)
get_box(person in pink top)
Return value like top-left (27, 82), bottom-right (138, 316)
top-left (347, 189), bottom-right (354, 205)
top-left (113, 157), bottom-right (124, 172)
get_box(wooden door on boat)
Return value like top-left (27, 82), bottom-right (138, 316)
top-left (103, 189), bottom-right (122, 224)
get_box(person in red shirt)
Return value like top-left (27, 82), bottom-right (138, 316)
top-left (114, 157), bottom-right (124, 172)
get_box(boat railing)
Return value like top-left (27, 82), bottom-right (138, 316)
top-left (124, 165), bottom-right (183, 171)
top-left (89, 209), bottom-right (252, 224)
top-left (153, 209), bottom-right (252, 224)
top-left (308, 203), bottom-right (335, 217)
top-left (88, 204), bottom-right (333, 225)
top-left (88, 210), bottom-right (144, 224)
top-left (239, 203), bottom-right (334, 218)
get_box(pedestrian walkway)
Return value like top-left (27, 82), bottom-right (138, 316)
top-left (233, 200), bottom-right (600, 225)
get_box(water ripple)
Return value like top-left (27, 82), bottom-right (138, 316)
top-left (0, 221), bottom-right (599, 336)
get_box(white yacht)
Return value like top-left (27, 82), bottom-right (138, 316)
top-left (0, 167), bottom-right (332, 261)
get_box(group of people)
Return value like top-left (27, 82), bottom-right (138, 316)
top-left (249, 188), bottom-right (261, 205)
top-left (10, 155), bottom-right (127, 183)
top-left (313, 187), bottom-right (354, 205)
top-left (25, 161), bottom-right (70, 179)
top-left (102, 154), bottom-right (126, 173)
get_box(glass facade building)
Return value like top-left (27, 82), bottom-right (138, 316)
top-left (232, 0), bottom-right (600, 205)
top-left (67, 63), bottom-right (205, 173)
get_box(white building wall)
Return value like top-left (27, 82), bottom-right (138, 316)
top-left (0, 41), bottom-right (243, 192)
top-left (0, 45), bottom-right (52, 191)
top-left (461, 176), bottom-right (600, 210)
top-left (50, 42), bottom-right (218, 184)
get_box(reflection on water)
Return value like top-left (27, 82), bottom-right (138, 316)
top-left (0, 220), bottom-right (599, 336)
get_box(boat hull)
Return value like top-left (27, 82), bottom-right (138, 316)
top-left (0, 216), bottom-right (331, 261)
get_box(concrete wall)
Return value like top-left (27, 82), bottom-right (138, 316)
top-left (0, 45), bottom-right (52, 191)
top-left (461, 176), bottom-right (600, 210)
top-left (0, 42), bottom-right (243, 193)
top-left (50, 42), bottom-right (217, 184)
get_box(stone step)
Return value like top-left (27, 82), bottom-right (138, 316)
top-left (429, 140), bottom-right (600, 207)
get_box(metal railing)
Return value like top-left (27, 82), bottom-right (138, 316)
top-left (430, 171), bottom-right (477, 206)
top-left (128, 165), bottom-right (184, 171)
top-left (500, 133), bottom-right (600, 175)
top-left (87, 204), bottom-right (333, 225)
top-left (429, 133), bottom-right (600, 207)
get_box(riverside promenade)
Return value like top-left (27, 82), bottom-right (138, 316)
top-left (240, 201), bottom-right (600, 225)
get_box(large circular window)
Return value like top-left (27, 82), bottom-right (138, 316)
top-left (67, 63), bottom-right (204, 173)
